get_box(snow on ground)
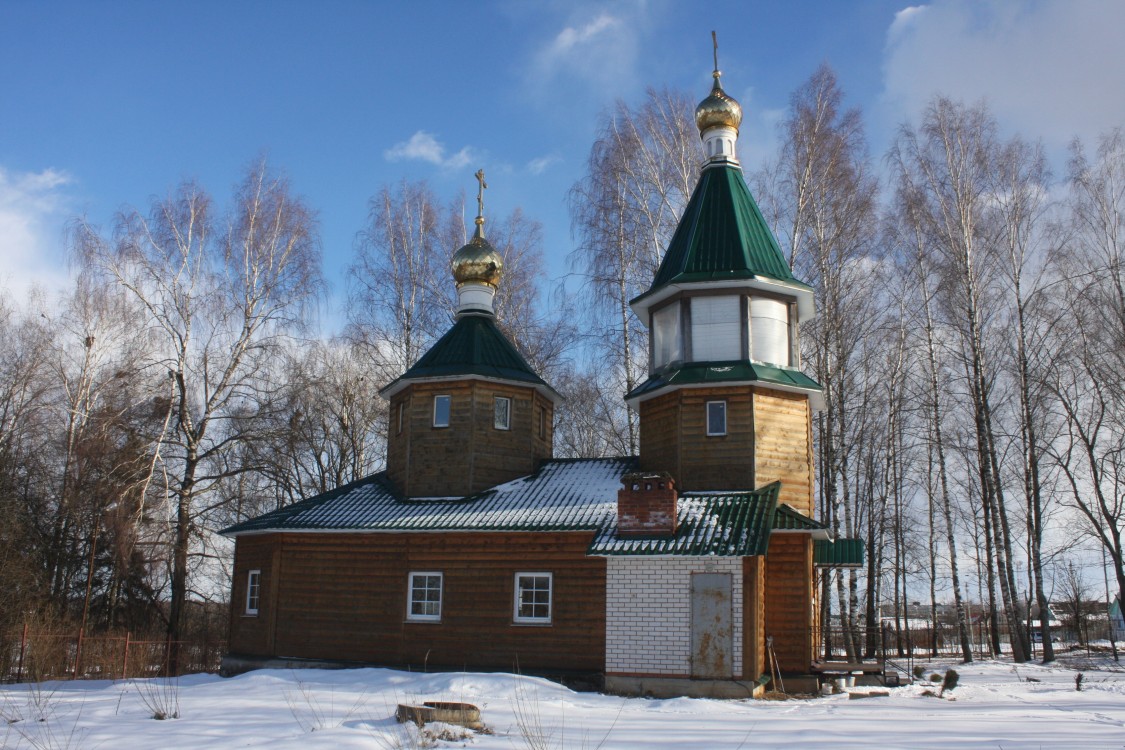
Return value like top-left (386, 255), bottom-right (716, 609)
top-left (2, 656), bottom-right (1124, 749)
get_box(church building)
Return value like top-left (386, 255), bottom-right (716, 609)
top-left (221, 55), bottom-right (861, 698)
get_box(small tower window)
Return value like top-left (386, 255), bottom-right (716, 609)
top-left (494, 396), bottom-right (511, 430)
top-left (538, 405), bottom-right (547, 440)
top-left (691, 296), bottom-right (740, 362)
top-left (433, 395), bottom-right (451, 428)
top-left (750, 297), bottom-right (791, 366)
top-left (397, 402), bottom-right (405, 435)
top-left (706, 401), bottom-right (727, 436)
top-left (652, 302), bottom-right (682, 369)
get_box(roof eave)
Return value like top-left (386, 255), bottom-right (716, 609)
top-left (630, 278), bottom-right (815, 324)
top-left (379, 372), bottom-right (562, 404)
top-left (625, 377), bottom-right (824, 411)
top-left (772, 528), bottom-right (833, 541)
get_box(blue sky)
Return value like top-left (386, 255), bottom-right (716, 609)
top-left (4, 0), bottom-right (1125, 330)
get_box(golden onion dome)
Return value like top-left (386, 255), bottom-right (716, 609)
top-left (451, 218), bottom-right (503, 288)
top-left (695, 71), bottom-right (742, 134)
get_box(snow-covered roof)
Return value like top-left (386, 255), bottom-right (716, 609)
top-left (221, 458), bottom-right (635, 535)
top-left (588, 483), bottom-right (779, 556)
top-left (221, 457), bottom-right (827, 558)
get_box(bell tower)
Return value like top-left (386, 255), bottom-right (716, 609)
top-left (380, 171), bottom-right (559, 498)
top-left (626, 44), bottom-right (822, 514)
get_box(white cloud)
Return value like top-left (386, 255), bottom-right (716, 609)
top-left (0, 166), bottom-right (74, 302)
top-left (527, 155), bottom-right (561, 175)
top-left (531, 11), bottom-right (639, 98)
top-left (544, 13), bottom-right (619, 60)
top-left (384, 131), bottom-right (476, 170)
top-left (880, 0), bottom-right (1125, 157)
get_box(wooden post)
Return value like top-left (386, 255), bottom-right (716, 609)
top-left (17, 622), bottom-right (28, 682)
top-left (74, 629), bottom-right (83, 680)
top-left (122, 632), bottom-right (130, 681)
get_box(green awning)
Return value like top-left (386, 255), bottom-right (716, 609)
top-left (814, 538), bottom-right (865, 568)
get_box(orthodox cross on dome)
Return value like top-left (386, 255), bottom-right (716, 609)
top-left (474, 168), bottom-right (488, 236)
top-left (712, 30), bottom-right (720, 79)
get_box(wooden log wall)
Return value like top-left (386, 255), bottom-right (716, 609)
top-left (386, 381), bottom-right (553, 498)
top-left (764, 534), bottom-right (814, 673)
top-left (228, 531), bottom-right (604, 674)
top-left (742, 556), bottom-right (765, 682)
top-left (752, 389), bottom-right (813, 515)
top-left (638, 387), bottom-right (755, 491)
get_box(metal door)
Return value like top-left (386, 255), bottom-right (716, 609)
top-left (691, 572), bottom-right (733, 679)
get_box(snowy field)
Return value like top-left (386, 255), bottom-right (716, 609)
top-left (2, 655), bottom-right (1124, 749)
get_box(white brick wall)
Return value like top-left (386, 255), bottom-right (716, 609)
top-left (605, 557), bottom-right (742, 678)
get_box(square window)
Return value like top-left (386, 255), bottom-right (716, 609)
top-left (691, 296), bottom-right (741, 362)
top-left (245, 570), bottom-right (261, 615)
top-left (494, 396), bottom-right (511, 430)
top-left (707, 401), bottom-right (727, 436)
top-left (514, 572), bottom-right (552, 624)
top-left (407, 572), bottom-right (443, 622)
top-left (433, 395), bottom-right (451, 428)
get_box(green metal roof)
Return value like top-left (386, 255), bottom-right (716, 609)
top-left (773, 504), bottom-right (829, 532)
top-left (589, 482), bottom-right (781, 557)
top-left (625, 360), bottom-right (822, 401)
top-left (632, 163), bottom-right (810, 307)
top-left (220, 458), bottom-right (636, 535)
top-left (380, 312), bottom-right (550, 395)
top-left (814, 538), bottom-right (865, 568)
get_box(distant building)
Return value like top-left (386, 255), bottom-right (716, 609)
top-left (1111, 597), bottom-right (1125, 641)
top-left (220, 50), bottom-right (862, 698)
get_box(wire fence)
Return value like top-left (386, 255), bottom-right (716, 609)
top-left (821, 616), bottom-right (1121, 666)
top-left (1, 624), bottom-right (225, 683)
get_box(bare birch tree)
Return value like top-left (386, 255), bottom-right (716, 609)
top-left (757, 65), bottom-right (883, 657)
top-left (74, 160), bottom-right (323, 659)
top-left (569, 88), bottom-right (702, 454)
top-left (891, 98), bottom-right (1030, 662)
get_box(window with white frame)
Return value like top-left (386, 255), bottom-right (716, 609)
top-left (494, 396), bottom-right (511, 430)
top-left (407, 572), bottom-right (443, 622)
top-left (750, 297), bottom-right (790, 365)
top-left (245, 569), bottom-right (261, 615)
top-left (691, 296), bottom-right (741, 362)
top-left (397, 402), bottom-right (405, 434)
top-left (652, 302), bottom-right (682, 369)
top-left (706, 400), bottom-right (727, 436)
top-left (514, 572), bottom-right (552, 624)
top-left (433, 395), bottom-right (451, 427)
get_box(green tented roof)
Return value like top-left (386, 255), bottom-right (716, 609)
top-left (380, 313), bottom-right (549, 395)
top-left (814, 538), bottom-right (865, 568)
top-left (632, 163), bottom-right (810, 307)
top-left (625, 360), bottom-right (822, 401)
top-left (589, 482), bottom-right (781, 557)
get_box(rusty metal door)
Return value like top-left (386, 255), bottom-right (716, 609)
top-left (691, 572), bottom-right (733, 679)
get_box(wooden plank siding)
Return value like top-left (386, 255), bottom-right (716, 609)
top-left (228, 531), bottom-right (605, 674)
top-left (742, 556), bottom-right (766, 682)
top-left (638, 387), bottom-right (755, 491)
top-left (387, 381), bottom-right (553, 498)
top-left (752, 389), bottom-right (813, 515)
top-left (764, 534), bottom-right (815, 673)
top-left (228, 535), bottom-right (277, 655)
top-left (640, 385), bottom-right (812, 505)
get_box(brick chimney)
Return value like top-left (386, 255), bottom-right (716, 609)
top-left (617, 472), bottom-right (678, 537)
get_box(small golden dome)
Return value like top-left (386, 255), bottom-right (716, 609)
top-left (695, 72), bottom-right (742, 134)
top-left (451, 218), bottom-right (503, 288)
